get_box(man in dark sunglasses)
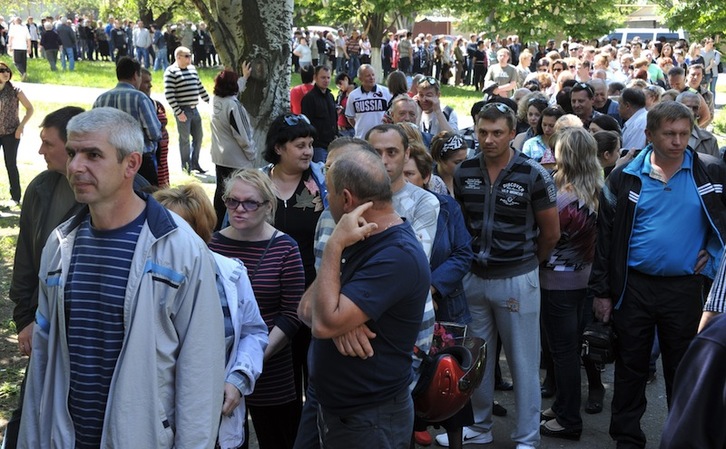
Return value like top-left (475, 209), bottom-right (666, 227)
top-left (164, 45), bottom-right (210, 174)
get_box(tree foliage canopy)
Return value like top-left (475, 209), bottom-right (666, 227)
top-left (655, 0), bottom-right (726, 40)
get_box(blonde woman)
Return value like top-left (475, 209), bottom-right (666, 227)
top-left (540, 128), bottom-right (603, 441)
top-left (154, 184), bottom-right (268, 449)
top-left (209, 169), bottom-right (305, 449)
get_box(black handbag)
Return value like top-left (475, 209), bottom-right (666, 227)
top-left (581, 321), bottom-right (616, 364)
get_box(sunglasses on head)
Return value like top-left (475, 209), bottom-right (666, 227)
top-left (223, 197), bottom-right (268, 212)
top-left (573, 82), bottom-right (593, 95)
top-left (418, 76), bottom-right (439, 86)
top-left (283, 114), bottom-right (311, 127)
top-left (483, 102), bottom-right (513, 114)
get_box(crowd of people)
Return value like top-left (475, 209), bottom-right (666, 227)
top-left (2, 17), bottom-right (726, 449)
top-left (0, 13), bottom-right (221, 77)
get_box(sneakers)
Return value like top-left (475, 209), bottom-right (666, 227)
top-left (540, 418), bottom-right (582, 441)
top-left (434, 427), bottom-right (492, 447)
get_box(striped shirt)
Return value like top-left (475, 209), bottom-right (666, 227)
top-left (454, 150), bottom-right (557, 279)
top-left (208, 232), bottom-right (304, 406)
top-left (163, 63), bottom-right (209, 116)
top-left (93, 82), bottom-right (162, 155)
top-left (65, 211), bottom-right (145, 449)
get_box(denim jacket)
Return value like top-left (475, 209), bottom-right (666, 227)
top-left (430, 193), bottom-right (474, 324)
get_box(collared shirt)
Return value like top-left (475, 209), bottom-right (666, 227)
top-left (93, 82), bottom-right (162, 154)
top-left (628, 149), bottom-right (707, 276)
top-left (621, 107), bottom-right (648, 150)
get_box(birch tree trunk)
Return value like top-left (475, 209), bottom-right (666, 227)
top-left (189, 0), bottom-right (293, 167)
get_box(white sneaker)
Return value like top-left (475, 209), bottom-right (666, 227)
top-left (434, 427), bottom-right (493, 446)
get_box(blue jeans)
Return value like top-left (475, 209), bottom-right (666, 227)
top-left (61, 47), bottom-right (75, 71)
top-left (317, 388), bottom-right (413, 449)
top-left (174, 106), bottom-right (203, 171)
top-left (464, 269), bottom-right (541, 447)
top-left (541, 288), bottom-right (586, 429)
top-left (348, 54), bottom-right (360, 79)
top-left (153, 47), bottom-right (168, 71)
top-left (707, 73), bottom-right (718, 97)
top-left (335, 57), bottom-right (346, 76)
top-left (293, 383), bottom-right (320, 449)
top-left (135, 46), bottom-right (150, 67)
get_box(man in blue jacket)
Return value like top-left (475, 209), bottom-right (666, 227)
top-left (591, 101), bottom-right (726, 449)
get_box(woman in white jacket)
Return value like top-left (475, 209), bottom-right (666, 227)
top-left (154, 184), bottom-right (268, 449)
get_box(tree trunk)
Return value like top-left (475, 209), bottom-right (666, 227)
top-left (189, 0), bottom-right (293, 167)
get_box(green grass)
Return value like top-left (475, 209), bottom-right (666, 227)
top-left (1, 55), bottom-right (304, 99)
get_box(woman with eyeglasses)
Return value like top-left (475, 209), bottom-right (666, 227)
top-left (209, 169), bottom-right (306, 449)
top-left (0, 61), bottom-right (33, 206)
top-left (539, 128), bottom-right (603, 441)
top-left (154, 183), bottom-right (268, 449)
top-left (512, 93), bottom-right (548, 151)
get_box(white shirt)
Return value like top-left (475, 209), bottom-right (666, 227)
top-left (420, 106), bottom-right (458, 134)
top-left (8, 23), bottom-right (30, 51)
top-left (344, 84), bottom-right (391, 138)
top-left (622, 107), bottom-right (648, 150)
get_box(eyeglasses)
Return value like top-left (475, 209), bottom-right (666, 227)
top-left (180, 54), bottom-right (192, 58)
top-left (283, 113), bottom-right (311, 127)
top-left (223, 197), bottom-right (269, 212)
top-left (552, 67), bottom-right (563, 72)
top-left (418, 76), bottom-right (439, 86)
top-left (482, 102), bottom-right (514, 114)
top-left (568, 65), bottom-right (576, 69)
top-left (0, 68), bottom-right (10, 74)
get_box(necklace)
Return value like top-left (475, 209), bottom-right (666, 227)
top-left (381, 217), bottom-right (402, 231)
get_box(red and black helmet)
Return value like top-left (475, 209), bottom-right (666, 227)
top-left (412, 336), bottom-right (487, 422)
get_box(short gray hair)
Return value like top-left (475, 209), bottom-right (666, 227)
top-left (67, 108), bottom-right (143, 161)
top-left (329, 149), bottom-right (392, 204)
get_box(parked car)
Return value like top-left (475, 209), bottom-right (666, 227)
top-left (599, 28), bottom-right (689, 46)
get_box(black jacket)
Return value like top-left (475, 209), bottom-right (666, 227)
top-left (589, 147), bottom-right (726, 307)
top-left (301, 86), bottom-right (338, 148)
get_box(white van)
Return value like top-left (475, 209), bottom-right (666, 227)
top-left (599, 28), bottom-right (690, 45)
